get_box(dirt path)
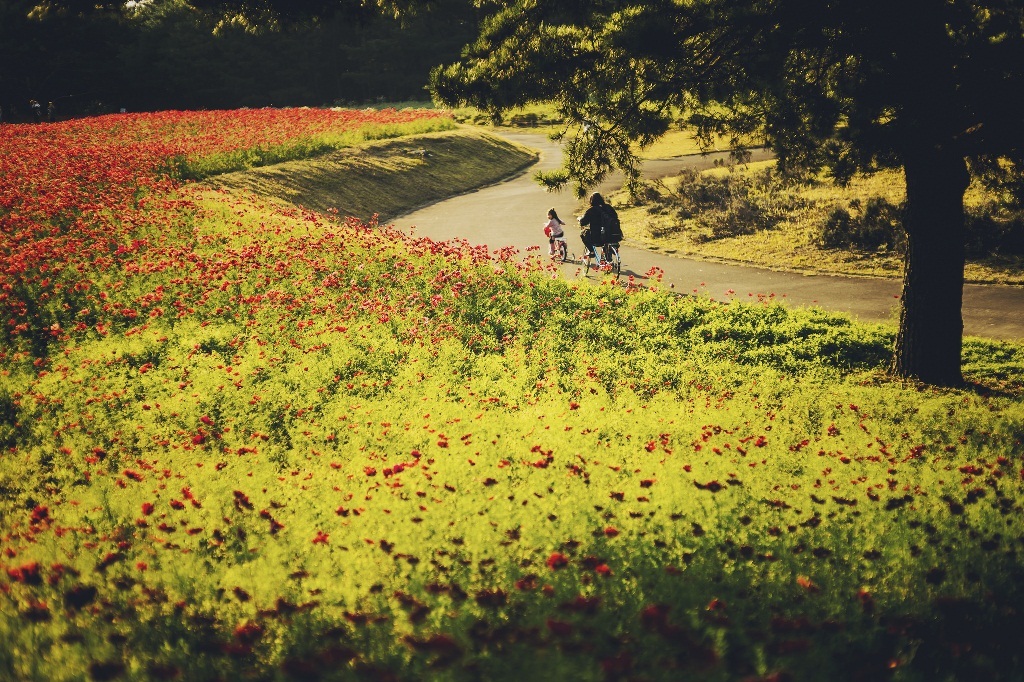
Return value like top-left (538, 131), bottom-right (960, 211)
top-left (391, 130), bottom-right (1024, 341)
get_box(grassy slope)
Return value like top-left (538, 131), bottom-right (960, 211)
top-left (207, 128), bottom-right (537, 222)
top-left (4, 115), bottom-right (1024, 681)
top-left (3, 187), bottom-right (1024, 680)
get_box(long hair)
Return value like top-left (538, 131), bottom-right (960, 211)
top-left (548, 208), bottom-right (565, 225)
top-left (589, 192), bottom-right (604, 207)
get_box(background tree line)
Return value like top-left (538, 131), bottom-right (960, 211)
top-left (0, 0), bottom-right (477, 119)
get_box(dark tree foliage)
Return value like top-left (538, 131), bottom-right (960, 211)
top-left (0, 0), bottom-right (128, 114)
top-left (24, 0), bottom-right (448, 22)
top-left (185, 0), bottom-right (374, 23)
top-left (430, 0), bottom-right (1024, 386)
top-left (0, 0), bottom-right (479, 114)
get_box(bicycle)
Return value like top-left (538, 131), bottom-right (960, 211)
top-left (551, 235), bottom-right (569, 262)
top-left (582, 242), bottom-right (621, 279)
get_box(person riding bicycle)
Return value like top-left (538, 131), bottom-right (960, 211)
top-left (578, 192), bottom-right (621, 263)
top-left (543, 208), bottom-right (566, 256)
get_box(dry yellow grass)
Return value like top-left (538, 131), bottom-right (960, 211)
top-left (616, 161), bottom-right (1024, 285)
top-left (208, 129), bottom-right (537, 221)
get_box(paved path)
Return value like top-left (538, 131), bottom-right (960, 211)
top-left (392, 131), bottom-right (1024, 341)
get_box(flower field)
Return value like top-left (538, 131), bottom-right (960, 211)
top-left (2, 111), bottom-right (1024, 681)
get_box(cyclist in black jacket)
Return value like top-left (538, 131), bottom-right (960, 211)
top-left (578, 192), bottom-right (606, 260)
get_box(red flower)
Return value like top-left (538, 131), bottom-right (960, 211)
top-left (6, 562), bottom-right (42, 585)
top-left (640, 603), bottom-right (672, 631)
top-left (796, 575), bottom-right (819, 592)
top-left (234, 621), bottom-right (264, 644)
top-left (857, 588), bottom-right (875, 614)
top-left (694, 480), bottom-right (724, 492)
top-left (29, 505), bottom-right (49, 525)
top-left (515, 575), bottom-right (538, 591)
top-left (546, 552), bottom-right (569, 570)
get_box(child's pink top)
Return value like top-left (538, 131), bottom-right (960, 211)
top-left (544, 218), bottom-right (564, 238)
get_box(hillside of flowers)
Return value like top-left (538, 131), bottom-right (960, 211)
top-left (0, 108), bottom-right (453, 357)
top-left (2, 112), bottom-right (1024, 681)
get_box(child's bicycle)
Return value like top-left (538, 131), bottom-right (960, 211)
top-left (552, 235), bottom-right (569, 262)
top-left (581, 242), bottom-right (621, 279)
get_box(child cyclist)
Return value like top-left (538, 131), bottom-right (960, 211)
top-left (543, 208), bottom-right (566, 256)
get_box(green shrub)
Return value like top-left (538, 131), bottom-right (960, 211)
top-left (663, 167), bottom-right (804, 241)
top-left (965, 210), bottom-right (1024, 257)
top-left (819, 195), bottom-right (1024, 257)
top-left (818, 197), bottom-right (905, 252)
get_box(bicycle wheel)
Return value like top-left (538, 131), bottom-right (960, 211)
top-left (609, 245), bottom-right (621, 278)
top-left (558, 240), bottom-right (568, 263)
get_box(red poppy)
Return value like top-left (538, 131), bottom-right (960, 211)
top-left (546, 552), bottom-right (569, 570)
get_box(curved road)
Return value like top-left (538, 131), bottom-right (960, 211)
top-left (392, 131), bottom-right (1024, 341)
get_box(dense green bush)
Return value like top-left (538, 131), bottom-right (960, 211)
top-left (965, 210), bottom-right (1024, 257)
top-left (818, 197), bottom-right (905, 252)
top-left (818, 196), bottom-right (1024, 257)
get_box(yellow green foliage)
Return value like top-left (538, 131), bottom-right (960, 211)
top-left (2, 114), bottom-right (1024, 680)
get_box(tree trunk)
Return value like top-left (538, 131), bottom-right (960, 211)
top-left (892, 146), bottom-right (970, 386)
